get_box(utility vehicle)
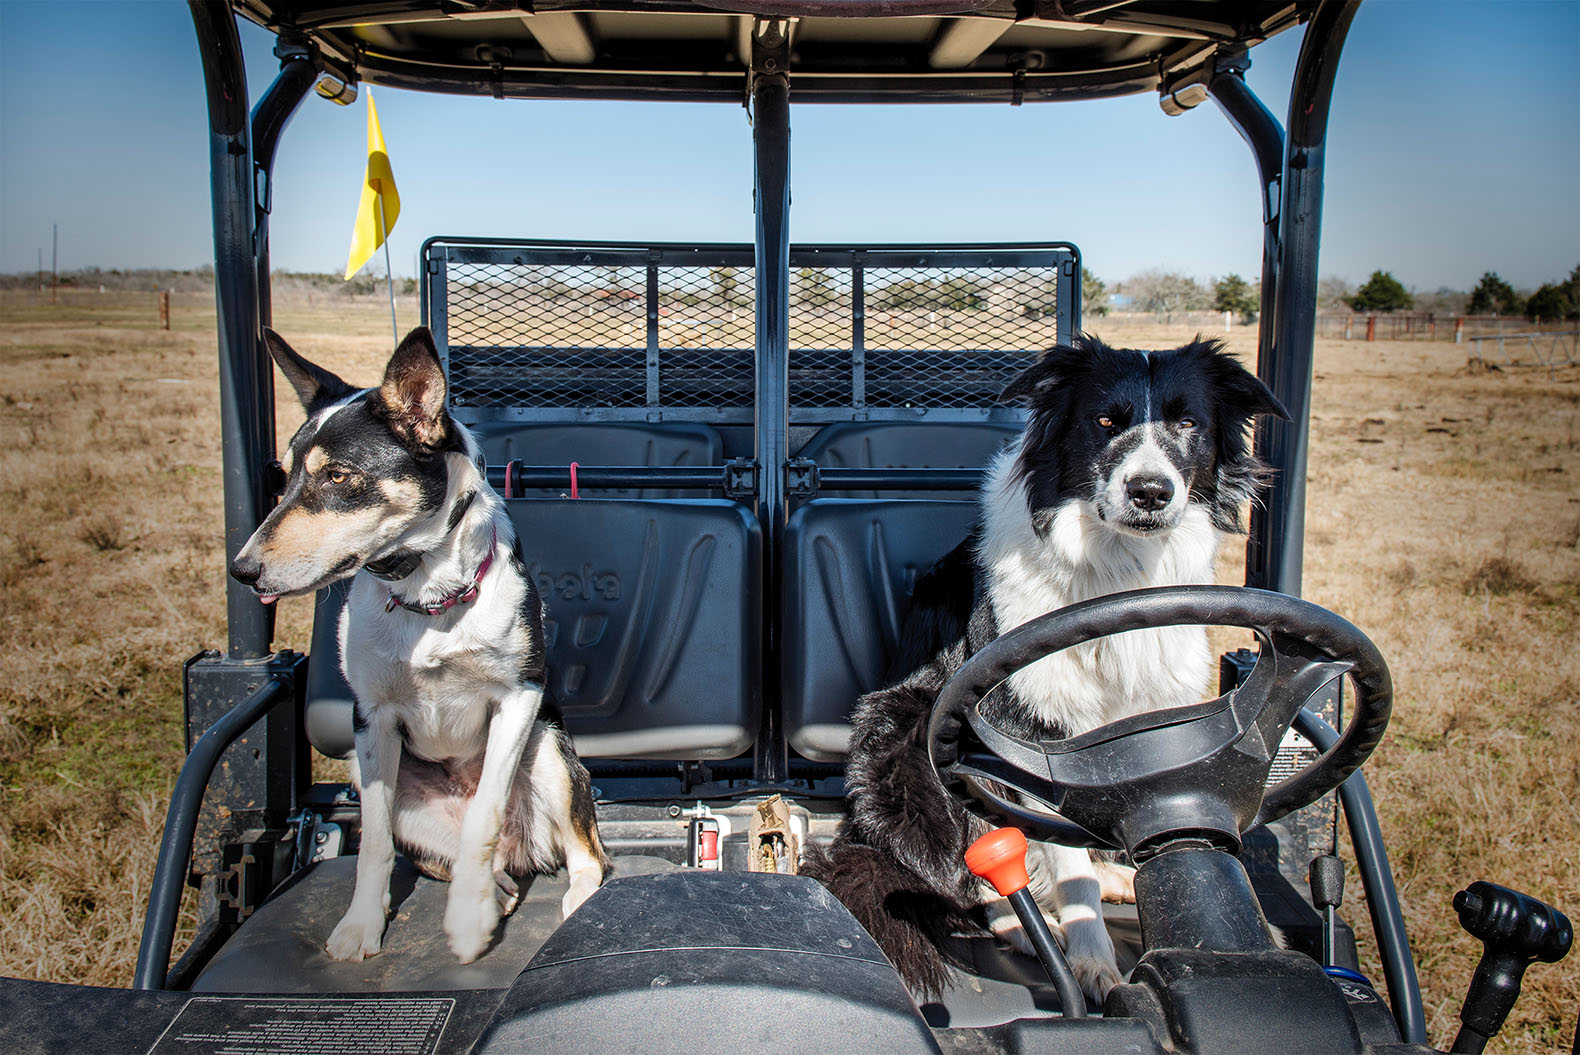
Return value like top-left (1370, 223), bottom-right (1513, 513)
top-left (1, 2), bottom-right (1571, 1053)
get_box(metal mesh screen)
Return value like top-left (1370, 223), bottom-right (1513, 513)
top-left (431, 242), bottom-right (1074, 420)
top-left (657, 265), bottom-right (756, 409)
top-left (788, 265), bottom-right (855, 408)
top-left (858, 265), bottom-right (1060, 409)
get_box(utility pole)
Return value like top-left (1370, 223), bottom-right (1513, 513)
top-left (51, 224), bottom-right (58, 303)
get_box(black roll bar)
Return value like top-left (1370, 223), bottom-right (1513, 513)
top-left (134, 676), bottom-right (293, 990)
top-left (191, 0), bottom-right (274, 659)
top-left (751, 22), bottom-right (792, 784)
top-left (1207, 56), bottom-right (1284, 405)
top-left (1243, 0), bottom-right (1362, 597)
top-left (250, 31), bottom-right (317, 331)
top-left (486, 463), bottom-right (985, 498)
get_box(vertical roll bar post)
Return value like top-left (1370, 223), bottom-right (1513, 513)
top-left (750, 21), bottom-right (792, 784)
top-left (190, 0), bottom-right (274, 658)
top-left (1227, 1), bottom-right (1361, 597)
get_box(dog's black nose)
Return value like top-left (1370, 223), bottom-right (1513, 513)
top-left (230, 553), bottom-right (261, 586)
top-left (1125, 475), bottom-right (1174, 512)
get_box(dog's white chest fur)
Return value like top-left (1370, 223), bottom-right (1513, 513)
top-left (976, 449), bottom-right (1220, 736)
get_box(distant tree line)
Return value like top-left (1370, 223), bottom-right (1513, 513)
top-left (0, 266), bottom-right (421, 297)
top-left (14, 263), bottom-right (1577, 324)
top-left (1333, 266), bottom-right (1579, 322)
top-left (1472, 266), bottom-right (1580, 322)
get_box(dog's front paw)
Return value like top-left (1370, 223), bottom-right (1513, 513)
top-left (325, 908), bottom-right (386, 962)
top-left (444, 877), bottom-right (502, 964)
top-left (1060, 917), bottom-right (1123, 1003)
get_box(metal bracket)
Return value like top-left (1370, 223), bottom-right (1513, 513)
top-left (218, 851), bottom-right (258, 920)
top-left (785, 457), bottom-right (819, 498)
top-left (1214, 46), bottom-right (1252, 78)
top-left (290, 808), bottom-right (344, 869)
top-left (723, 458), bottom-right (760, 499)
top-left (216, 829), bottom-right (293, 922)
top-left (749, 17), bottom-right (792, 92)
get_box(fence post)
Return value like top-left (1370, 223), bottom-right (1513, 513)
top-left (159, 290), bottom-right (171, 331)
top-left (1366, 315), bottom-right (1376, 342)
top-left (1454, 317), bottom-right (1464, 344)
top-left (1344, 316), bottom-right (1352, 340)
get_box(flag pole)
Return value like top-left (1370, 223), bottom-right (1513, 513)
top-left (380, 197), bottom-right (398, 344)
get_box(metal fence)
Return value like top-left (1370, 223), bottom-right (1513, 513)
top-left (424, 239), bottom-right (1079, 425)
top-left (1315, 313), bottom-right (1572, 343)
top-left (1466, 330), bottom-right (1578, 377)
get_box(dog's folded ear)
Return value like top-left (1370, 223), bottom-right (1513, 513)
top-left (375, 326), bottom-right (451, 455)
top-left (1200, 342), bottom-right (1290, 422)
top-left (264, 329), bottom-right (355, 410)
top-left (999, 340), bottom-right (1093, 405)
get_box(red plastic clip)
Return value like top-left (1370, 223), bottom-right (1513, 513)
top-left (569, 461), bottom-right (580, 499)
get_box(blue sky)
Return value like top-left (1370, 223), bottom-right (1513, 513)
top-left (1, 1), bottom-right (1576, 292)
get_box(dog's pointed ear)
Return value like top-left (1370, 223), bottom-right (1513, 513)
top-left (999, 341), bottom-right (1091, 405)
top-left (376, 326), bottom-right (450, 454)
top-left (264, 328), bottom-right (354, 410)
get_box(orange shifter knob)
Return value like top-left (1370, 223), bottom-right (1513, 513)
top-left (965, 827), bottom-right (1031, 896)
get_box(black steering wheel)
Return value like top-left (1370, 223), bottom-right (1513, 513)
top-left (926, 585), bottom-right (1392, 860)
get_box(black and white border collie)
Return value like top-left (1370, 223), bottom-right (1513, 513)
top-left (802, 334), bottom-right (1288, 1002)
top-left (230, 326), bottom-right (609, 964)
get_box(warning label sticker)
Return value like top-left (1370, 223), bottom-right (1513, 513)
top-left (148, 997), bottom-right (454, 1055)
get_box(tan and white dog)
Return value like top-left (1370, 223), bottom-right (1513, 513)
top-left (231, 326), bottom-right (608, 964)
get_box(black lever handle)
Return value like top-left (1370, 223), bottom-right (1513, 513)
top-left (1308, 854), bottom-right (1345, 967)
top-left (1449, 881), bottom-right (1572, 1054)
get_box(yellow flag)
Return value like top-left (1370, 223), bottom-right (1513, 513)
top-left (344, 90), bottom-right (400, 281)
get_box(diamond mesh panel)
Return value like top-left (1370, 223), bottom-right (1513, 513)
top-left (658, 266), bottom-right (756, 408)
top-left (789, 265), bottom-right (854, 407)
top-left (434, 246), bottom-right (1069, 415)
top-left (858, 266), bottom-right (1059, 409)
top-left (447, 261), bottom-right (649, 409)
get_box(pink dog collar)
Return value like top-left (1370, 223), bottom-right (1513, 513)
top-left (385, 528), bottom-right (498, 616)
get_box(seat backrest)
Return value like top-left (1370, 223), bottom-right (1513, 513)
top-left (781, 498), bottom-right (979, 762)
top-left (305, 498), bottom-right (759, 761)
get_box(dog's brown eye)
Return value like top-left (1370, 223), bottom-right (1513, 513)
top-left (1096, 416), bottom-right (1115, 430)
top-left (1177, 418), bottom-right (1197, 430)
top-left (327, 469), bottom-right (350, 485)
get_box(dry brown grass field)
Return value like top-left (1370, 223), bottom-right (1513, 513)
top-left (0, 288), bottom-right (1575, 1050)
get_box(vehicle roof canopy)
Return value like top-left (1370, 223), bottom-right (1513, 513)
top-left (234, 0), bottom-right (1306, 104)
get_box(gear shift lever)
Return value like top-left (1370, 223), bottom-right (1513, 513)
top-left (1449, 881), bottom-right (1572, 1054)
top-left (965, 827), bottom-right (1088, 1018)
